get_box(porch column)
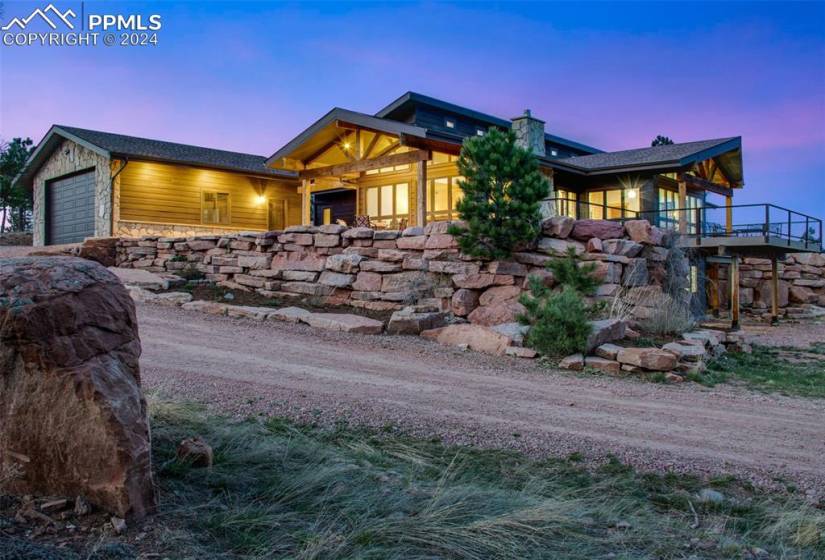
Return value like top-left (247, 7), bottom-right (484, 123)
top-left (416, 160), bottom-right (427, 228)
top-left (725, 195), bottom-right (733, 233)
top-left (301, 179), bottom-right (311, 226)
top-left (730, 255), bottom-right (740, 330)
top-left (677, 176), bottom-right (687, 234)
top-left (770, 256), bottom-right (779, 325)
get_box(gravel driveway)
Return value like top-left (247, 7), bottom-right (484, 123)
top-left (137, 303), bottom-right (825, 499)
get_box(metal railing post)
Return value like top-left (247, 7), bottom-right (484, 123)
top-left (787, 208), bottom-right (791, 246)
top-left (805, 215), bottom-right (809, 249)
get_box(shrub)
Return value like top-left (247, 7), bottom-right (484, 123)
top-left (176, 264), bottom-right (205, 281)
top-left (518, 248), bottom-right (600, 356)
top-left (448, 128), bottom-right (549, 259)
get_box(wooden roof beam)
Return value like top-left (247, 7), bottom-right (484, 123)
top-left (300, 149), bottom-right (429, 179)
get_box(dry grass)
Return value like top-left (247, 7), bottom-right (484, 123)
top-left (139, 399), bottom-right (823, 559)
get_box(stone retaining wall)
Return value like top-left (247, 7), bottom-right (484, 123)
top-left (114, 218), bottom-right (685, 324)
top-left (717, 253), bottom-right (825, 318)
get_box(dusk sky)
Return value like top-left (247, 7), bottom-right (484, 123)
top-left (1, 1), bottom-right (824, 213)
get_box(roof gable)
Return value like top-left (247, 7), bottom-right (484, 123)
top-left (14, 125), bottom-right (294, 190)
top-left (553, 137), bottom-right (743, 185)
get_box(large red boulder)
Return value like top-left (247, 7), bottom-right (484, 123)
top-left (570, 220), bottom-right (625, 241)
top-left (0, 257), bottom-right (155, 519)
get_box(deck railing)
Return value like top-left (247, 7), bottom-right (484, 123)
top-left (546, 199), bottom-right (823, 251)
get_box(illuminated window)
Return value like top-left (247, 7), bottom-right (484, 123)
top-left (555, 189), bottom-right (577, 218)
top-left (428, 152), bottom-right (457, 166)
top-left (588, 191), bottom-right (604, 220)
top-left (550, 149), bottom-right (558, 157)
top-left (445, 118), bottom-right (456, 129)
top-left (427, 176), bottom-right (464, 221)
top-left (202, 192), bottom-right (230, 225)
top-left (658, 188), bottom-right (702, 232)
top-left (365, 182), bottom-right (409, 227)
top-left (476, 128), bottom-right (485, 136)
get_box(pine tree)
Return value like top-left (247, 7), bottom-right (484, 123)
top-left (448, 128), bottom-right (548, 260)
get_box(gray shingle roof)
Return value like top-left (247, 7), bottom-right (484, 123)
top-left (57, 125), bottom-right (292, 178)
top-left (556, 137), bottom-right (739, 172)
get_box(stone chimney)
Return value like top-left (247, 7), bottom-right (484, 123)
top-left (511, 109), bottom-right (546, 157)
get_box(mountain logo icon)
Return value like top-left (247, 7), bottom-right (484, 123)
top-left (2, 4), bottom-right (77, 31)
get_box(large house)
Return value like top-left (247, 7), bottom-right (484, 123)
top-left (15, 91), bottom-right (818, 258)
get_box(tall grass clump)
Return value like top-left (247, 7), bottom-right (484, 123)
top-left (518, 247), bottom-right (601, 357)
top-left (143, 399), bottom-right (824, 559)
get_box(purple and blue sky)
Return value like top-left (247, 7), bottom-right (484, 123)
top-left (1, 1), bottom-right (824, 212)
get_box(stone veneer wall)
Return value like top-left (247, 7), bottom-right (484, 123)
top-left (114, 218), bottom-right (691, 323)
top-left (33, 139), bottom-right (113, 246)
top-left (113, 220), bottom-right (266, 239)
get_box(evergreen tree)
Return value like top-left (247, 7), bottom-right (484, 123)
top-left (0, 137), bottom-right (34, 232)
top-left (448, 128), bottom-right (548, 260)
top-left (651, 135), bottom-right (674, 147)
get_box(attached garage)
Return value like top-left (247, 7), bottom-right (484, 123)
top-left (46, 170), bottom-right (96, 245)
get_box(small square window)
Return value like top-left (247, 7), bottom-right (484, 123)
top-left (202, 192), bottom-right (230, 225)
top-left (445, 118), bottom-right (456, 129)
top-left (550, 149), bottom-right (558, 157)
top-left (476, 128), bottom-right (485, 136)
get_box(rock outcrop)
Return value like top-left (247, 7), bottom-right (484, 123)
top-left (0, 257), bottom-right (155, 519)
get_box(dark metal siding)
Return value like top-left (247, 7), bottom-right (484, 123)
top-left (47, 170), bottom-right (95, 245)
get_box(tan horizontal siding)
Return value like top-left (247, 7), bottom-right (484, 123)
top-left (118, 161), bottom-right (301, 230)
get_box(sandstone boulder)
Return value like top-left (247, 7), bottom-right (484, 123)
top-left (558, 354), bottom-right (585, 370)
top-left (108, 267), bottom-right (170, 290)
top-left (584, 356), bottom-right (621, 374)
top-left (537, 237), bottom-right (585, 257)
top-left (0, 257), bottom-right (155, 519)
top-left (541, 215), bottom-right (575, 238)
top-left (570, 220), bottom-right (624, 241)
top-left (623, 220), bottom-right (656, 244)
top-left (421, 324), bottom-right (512, 355)
top-left (616, 347), bottom-right (678, 371)
top-left (269, 306), bottom-right (311, 323)
top-left (585, 319), bottom-right (627, 353)
top-left (77, 237), bottom-right (118, 266)
top-left (451, 288), bottom-right (480, 316)
top-left (387, 308), bottom-right (447, 335)
top-left (302, 313), bottom-right (384, 334)
top-left (468, 299), bottom-right (525, 326)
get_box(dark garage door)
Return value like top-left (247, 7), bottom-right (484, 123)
top-left (47, 171), bottom-right (95, 245)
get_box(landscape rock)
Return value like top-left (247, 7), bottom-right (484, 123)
top-left (558, 353), bottom-right (585, 370)
top-left (541, 215), bottom-right (575, 238)
top-left (451, 288), bottom-right (480, 316)
top-left (491, 322), bottom-right (529, 345)
top-left (269, 306), bottom-right (311, 323)
top-left (319, 271), bottom-right (355, 288)
top-left (468, 300), bottom-right (525, 326)
top-left (623, 220), bottom-right (656, 244)
top-left (537, 237), bottom-right (586, 257)
top-left (108, 267), bottom-right (170, 290)
top-left (570, 220), bottom-right (624, 241)
top-left (616, 347), bottom-right (678, 371)
top-left (421, 324), bottom-right (512, 356)
top-left (181, 300), bottom-right (228, 315)
top-left (302, 313), bottom-right (384, 334)
top-left (594, 343), bottom-right (623, 361)
top-left (0, 257), bottom-right (155, 519)
top-left (584, 356), bottom-right (621, 374)
top-left (585, 319), bottom-right (627, 353)
top-left (505, 346), bottom-right (537, 359)
top-left (387, 307), bottom-right (447, 335)
top-left (225, 305), bottom-right (276, 321)
top-left (602, 238), bottom-right (643, 257)
top-left (662, 341), bottom-right (707, 362)
top-left (176, 437), bottom-right (213, 468)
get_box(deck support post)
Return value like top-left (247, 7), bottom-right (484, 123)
top-left (416, 159), bottom-right (427, 228)
top-left (301, 179), bottom-right (311, 226)
top-left (707, 263), bottom-right (720, 317)
top-left (730, 255), bottom-right (740, 331)
top-left (770, 256), bottom-right (779, 325)
top-left (725, 195), bottom-right (733, 233)
top-left (678, 176), bottom-right (687, 234)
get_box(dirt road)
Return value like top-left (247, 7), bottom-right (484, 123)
top-left (137, 304), bottom-right (825, 498)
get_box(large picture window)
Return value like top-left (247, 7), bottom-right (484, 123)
top-left (658, 188), bottom-right (703, 233)
top-left (365, 182), bottom-right (409, 227)
top-left (202, 191), bottom-right (230, 225)
top-left (427, 176), bottom-right (464, 221)
top-left (584, 188), bottom-right (639, 220)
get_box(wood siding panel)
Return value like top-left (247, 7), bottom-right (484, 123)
top-left (118, 161), bottom-right (301, 230)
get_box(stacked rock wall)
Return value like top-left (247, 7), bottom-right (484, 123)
top-left (114, 218), bottom-right (683, 323)
top-left (717, 253), bottom-right (825, 317)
